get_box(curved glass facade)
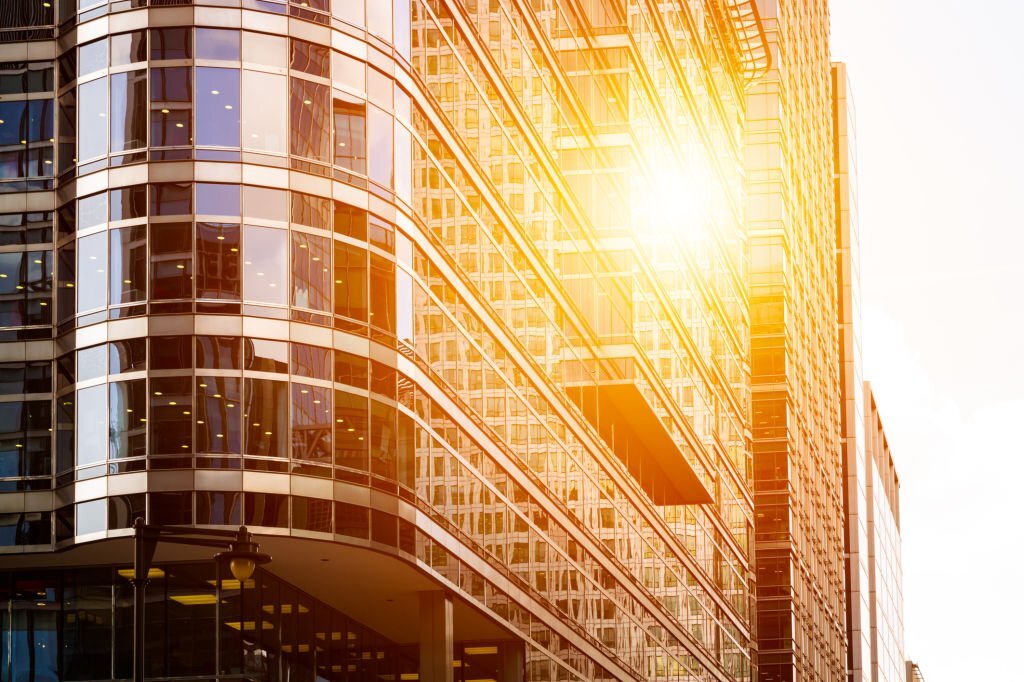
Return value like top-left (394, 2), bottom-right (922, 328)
top-left (0, 1), bottom-right (772, 680)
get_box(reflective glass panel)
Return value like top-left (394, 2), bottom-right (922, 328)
top-left (79, 39), bottom-right (108, 77)
top-left (333, 241), bottom-right (367, 321)
top-left (242, 186), bottom-right (288, 223)
top-left (151, 28), bottom-right (192, 60)
top-left (109, 185), bottom-right (146, 222)
top-left (109, 70), bottom-right (147, 152)
top-left (333, 95), bottom-right (366, 174)
top-left (110, 31), bottom-right (146, 66)
top-left (196, 29), bottom-right (240, 61)
top-left (109, 338), bottom-right (146, 374)
top-left (291, 343), bottom-right (330, 380)
top-left (77, 232), bottom-right (107, 313)
top-left (369, 253), bottom-right (394, 333)
top-left (244, 379), bottom-right (287, 457)
top-left (196, 68), bottom-right (240, 147)
top-left (78, 192), bottom-right (106, 230)
top-left (291, 232), bottom-right (330, 312)
top-left (109, 379), bottom-right (146, 459)
top-left (242, 71), bottom-right (286, 154)
top-left (196, 376), bottom-right (241, 454)
top-left (150, 67), bottom-right (192, 147)
top-left (150, 376), bottom-right (192, 454)
top-left (150, 222), bottom-right (192, 299)
top-left (242, 32), bottom-right (287, 68)
top-left (290, 78), bottom-right (329, 161)
top-left (196, 222), bottom-right (240, 300)
top-left (290, 39), bottom-right (329, 78)
top-left (366, 0), bottom-right (393, 42)
top-left (243, 226), bottom-right (286, 305)
top-left (370, 399), bottom-right (395, 479)
top-left (109, 226), bottom-right (146, 304)
top-left (244, 339), bottom-right (287, 373)
top-left (334, 390), bottom-right (367, 470)
top-left (196, 336), bottom-right (240, 369)
top-left (292, 383), bottom-right (331, 464)
top-left (78, 77), bottom-right (107, 162)
top-left (150, 336), bottom-right (191, 370)
top-left (196, 184), bottom-right (240, 216)
top-left (76, 384), bottom-right (106, 466)
top-left (367, 105), bottom-right (392, 188)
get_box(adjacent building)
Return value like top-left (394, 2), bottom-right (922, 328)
top-left (834, 62), bottom-right (905, 682)
top-left (746, 2), bottom-right (848, 681)
top-left (0, 1), bottom-right (775, 681)
top-left (905, 661), bottom-right (925, 682)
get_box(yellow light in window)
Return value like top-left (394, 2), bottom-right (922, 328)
top-left (224, 105), bottom-right (233, 110)
top-left (303, 99), bottom-right (312, 105)
top-left (169, 401), bottom-right (177, 405)
top-left (216, 434), bottom-right (224, 438)
top-left (161, 109), bottom-right (170, 114)
top-left (44, 159), bottom-right (52, 165)
top-left (299, 244), bottom-right (307, 249)
top-left (176, 264), bottom-right (185, 269)
top-left (213, 393), bottom-right (222, 398)
top-left (123, 279), bottom-right (131, 284)
top-left (264, 431), bottom-right (272, 436)
top-left (464, 646), bottom-right (498, 656)
top-left (0, 274), bottom-right (6, 278)
top-left (216, 235), bottom-right (225, 240)
top-left (230, 247), bottom-right (238, 252)
top-left (211, 90), bottom-right (220, 95)
top-left (40, 301), bottom-right (47, 306)
top-left (170, 594), bottom-right (217, 606)
top-left (197, 420), bottom-right (204, 424)
top-left (118, 568), bottom-right (165, 580)
top-left (175, 123), bottom-right (184, 128)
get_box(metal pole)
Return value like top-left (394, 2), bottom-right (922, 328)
top-left (132, 519), bottom-right (150, 682)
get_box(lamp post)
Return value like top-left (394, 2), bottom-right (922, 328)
top-left (130, 518), bottom-right (272, 682)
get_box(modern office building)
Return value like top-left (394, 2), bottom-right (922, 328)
top-left (834, 62), bottom-right (905, 682)
top-left (746, 2), bottom-right (847, 681)
top-left (904, 661), bottom-right (924, 682)
top-left (0, 1), bottom-right (774, 681)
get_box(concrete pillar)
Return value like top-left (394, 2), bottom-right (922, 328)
top-left (500, 641), bottom-right (525, 682)
top-left (419, 591), bottom-right (453, 682)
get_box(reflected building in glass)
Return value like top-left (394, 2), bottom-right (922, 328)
top-left (0, 1), bottom-right (772, 681)
top-left (746, 2), bottom-right (847, 682)
top-left (834, 62), bottom-right (904, 682)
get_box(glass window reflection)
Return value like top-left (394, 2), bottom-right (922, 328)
top-left (292, 383), bottom-right (331, 465)
top-left (244, 378), bottom-right (287, 457)
top-left (109, 70), bottom-right (147, 152)
top-left (290, 78), bottom-right (329, 162)
top-left (334, 390), bottom-right (367, 471)
top-left (150, 376), bottom-right (192, 454)
top-left (76, 384), bottom-right (106, 466)
top-left (78, 78), bottom-right (108, 162)
top-left (291, 232), bottom-right (330, 312)
top-left (196, 376), bottom-right (241, 455)
top-left (196, 29), bottom-right (240, 61)
top-left (150, 67), bottom-right (192, 147)
top-left (367, 105), bottom-right (392, 188)
top-left (150, 222), bottom-right (192, 300)
top-left (333, 95), bottom-right (366, 174)
top-left (196, 68), bottom-right (240, 148)
top-left (196, 222), bottom-right (240, 300)
top-left (109, 379), bottom-right (146, 459)
top-left (242, 71), bottom-right (286, 154)
top-left (77, 232), bottom-right (107, 313)
top-left (243, 226), bottom-right (287, 305)
top-left (109, 226), bottom-right (146, 305)
top-left (334, 241), bottom-right (367, 322)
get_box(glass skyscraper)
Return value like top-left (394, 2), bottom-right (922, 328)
top-left (0, 1), bottom-right (777, 681)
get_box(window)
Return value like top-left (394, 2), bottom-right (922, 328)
top-left (150, 336), bottom-right (191, 370)
top-left (334, 390), bottom-right (367, 471)
top-left (242, 186), bottom-right (288, 222)
top-left (242, 71), bottom-right (286, 154)
top-left (291, 343), bottom-right (330, 380)
top-left (79, 39), bottom-right (108, 77)
top-left (109, 380), bottom-right (145, 459)
top-left (290, 39), bottom-right (329, 78)
top-left (244, 339), bottom-right (287, 373)
top-left (241, 32), bottom-right (286, 69)
top-left (109, 226), bottom-right (146, 305)
top-left (78, 192), bottom-right (106, 229)
top-left (333, 242), bottom-right (367, 321)
top-left (76, 384), bottom-right (106, 466)
top-left (243, 492), bottom-right (287, 527)
top-left (109, 185), bottom-right (146, 222)
top-left (290, 192), bottom-right (330, 230)
top-left (77, 232), bottom-right (107, 313)
top-left (291, 232), bottom-right (330, 312)
top-left (149, 377), bottom-right (192, 454)
top-left (110, 31), bottom-right (146, 66)
top-left (244, 379), bottom-right (287, 457)
top-left (369, 253), bottom-right (394, 333)
top-left (196, 376), bottom-right (241, 454)
top-left (333, 95), bottom-right (366, 174)
top-left (196, 29), bottom-right (240, 61)
top-left (150, 222), bottom-right (192, 300)
top-left (367, 105), bottom-right (392, 188)
top-left (293, 497), bottom-right (332, 533)
top-left (333, 202), bottom-right (366, 241)
top-left (196, 336), bottom-right (240, 369)
top-left (334, 351), bottom-right (367, 389)
top-left (196, 222), bottom-right (240, 300)
top-left (150, 67), bottom-right (191, 147)
top-left (151, 28), bottom-right (192, 60)
top-left (292, 383), bottom-right (331, 464)
top-left (243, 226), bottom-right (287, 305)
top-left (290, 78), bottom-right (329, 161)
top-left (109, 338), bottom-right (146, 374)
top-left (78, 78), bottom-right (107, 161)
top-left (150, 182), bottom-right (192, 216)
top-left (111, 68), bottom-right (148, 156)
top-left (196, 68), bottom-right (240, 148)
top-left (197, 491), bottom-right (241, 525)
top-left (366, 0), bottom-right (393, 42)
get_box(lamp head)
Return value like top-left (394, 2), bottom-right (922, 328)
top-left (215, 526), bottom-right (271, 583)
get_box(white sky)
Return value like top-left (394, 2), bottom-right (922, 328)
top-left (829, 1), bottom-right (1024, 679)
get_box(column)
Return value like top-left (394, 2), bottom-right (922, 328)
top-left (419, 591), bottom-right (453, 682)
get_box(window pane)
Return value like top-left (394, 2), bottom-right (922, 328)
top-left (196, 68), bottom-right (239, 147)
top-left (333, 95), bottom-right (366, 174)
top-left (150, 182), bottom-right (192, 216)
top-left (334, 351), bottom-right (367, 389)
top-left (242, 32), bottom-right (286, 68)
top-left (79, 39), bottom-right (108, 77)
top-left (243, 492), bottom-right (287, 527)
top-left (290, 192), bottom-right (330, 230)
top-left (333, 0), bottom-right (365, 27)
top-left (293, 496), bottom-right (332, 533)
top-left (290, 78), bottom-right (329, 161)
top-left (333, 202), bottom-right (366, 241)
top-left (196, 222), bottom-right (240, 299)
top-left (196, 491), bottom-right (241, 525)
top-left (109, 379), bottom-right (145, 459)
top-left (196, 183), bottom-right (240, 216)
top-left (77, 345), bottom-right (106, 381)
top-left (367, 105), bottom-right (392, 187)
top-left (196, 376), bottom-right (241, 454)
top-left (109, 338), bottom-right (146, 374)
top-left (109, 70), bottom-right (147, 152)
top-left (334, 390), bottom-right (367, 470)
top-left (196, 336), bottom-right (240, 369)
top-left (151, 28), bottom-right (192, 60)
top-left (242, 186), bottom-right (288, 223)
top-left (292, 383), bottom-right (331, 464)
top-left (150, 67), bottom-right (191, 147)
top-left (78, 192), bottom-right (106, 230)
top-left (332, 53), bottom-right (365, 92)
top-left (109, 185), bottom-right (146, 222)
top-left (290, 39), bottom-right (329, 78)
top-left (370, 399), bottom-right (395, 479)
top-left (244, 339), bottom-right (287, 373)
top-left (77, 232), bottom-right (107, 313)
top-left (394, 123), bottom-right (411, 203)
top-left (369, 253), bottom-right (394, 333)
top-left (366, 0), bottom-right (393, 42)
top-left (111, 31), bottom-right (146, 66)
top-left (149, 222), bottom-right (192, 299)
top-left (76, 384), bottom-right (106, 466)
top-left (150, 376), bottom-right (192, 454)
top-left (196, 29), bottom-right (240, 61)
top-left (78, 78), bottom-right (107, 161)
top-left (150, 335), bottom-right (191, 369)
top-left (333, 241), bottom-right (366, 321)
top-left (291, 232), bottom-right (330, 312)
top-left (108, 228), bottom-right (145, 309)
top-left (291, 343), bottom-right (330, 380)
top-left (242, 71), bottom-right (286, 154)
top-left (244, 379), bottom-right (287, 457)
top-left (243, 226), bottom-right (286, 305)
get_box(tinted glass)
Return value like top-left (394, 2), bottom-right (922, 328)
top-left (151, 28), bottom-right (192, 60)
top-left (291, 232), bottom-right (330, 312)
top-left (195, 222), bottom-right (240, 299)
top-left (243, 226), bottom-right (287, 305)
top-left (334, 390), bottom-right (367, 470)
top-left (149, 376), bottom-right (192, 454)
top-left (109, 185), bottom-right (146, 222)
top-left (76, 384), bottom-right (106, 466)
top-left (243, 379), bottom-right (287, 457)
top-left (290, 78), bottom-right (329, 161)
top-left (78, 78), bottom-right (108, 161)
top-left (109, 338), bottom-right (146, 374)
top-left (109, 226), bottom-right (146, 305)
top-left (109, 380), bottom-right (145, 459)
top-left (292, 383), bottom-right (331, 464)
top-left (334, 241), bottom-right (367, 321)
top-left (196, 184), bottom-right (240, 216)
top-left (333, 95), bottom-right (366, 174)
top-left (196, 376), bottom-right (241, 454)
top-left (109, 70), bottom-right (147, 152)
top-left (242, 71), bottom-right (286, 154)
top-left (150, 336), bottom-right (191, 370)
top-left (244, 339), bottom-right (287, 373)
top-left (77, 232), bottom-right (107, 312)
top-left (196, 68), bottom-right (240, 147)
top-left (291, 343), bottom-right (330, 379)
top-left (150, 68), bottom-right (191, 147)
top-left (196, 29), bottom-right (240, 61)
top-left (196, 336), bottom-right (240, 369)
top-left (149, 222), bottom-right (192, 299)
top-left (367, 105), bottom-right (392, 188)
top-left (290, 39), bottom-right (329, 77)
top-left (110, 31), bottom-right (146, 66)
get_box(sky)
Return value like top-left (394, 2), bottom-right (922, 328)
top-left (829, 1), bottom-right (1024, 679)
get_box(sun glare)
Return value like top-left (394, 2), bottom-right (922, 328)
top-left (632, 149), bottom-right (715, 246)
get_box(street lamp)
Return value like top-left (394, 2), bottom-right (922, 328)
top-left (130, 518), bottom-right (272, 682)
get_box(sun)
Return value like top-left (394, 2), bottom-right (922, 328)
top-left (631, 147), bottom-right (715, 247)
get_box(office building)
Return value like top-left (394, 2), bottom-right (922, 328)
top-left (746, 2), bottom-right (847, 681)
top-left (834, 62), bottom-right (905, 682)
top-left (0, 1), bottom-right (772, 680)
top-left (904, 661), bottom-right (924, 682)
